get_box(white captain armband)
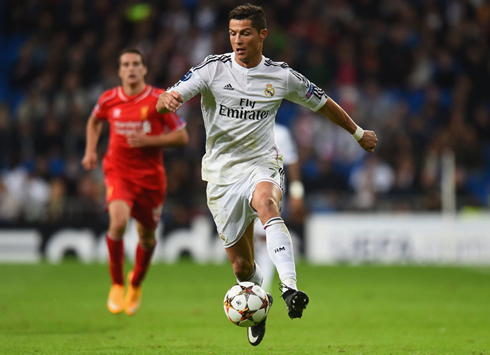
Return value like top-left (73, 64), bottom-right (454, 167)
top-left (352, 126), bottom-right (364, 141)
top-left (289, 180), bottom-right (305, 199)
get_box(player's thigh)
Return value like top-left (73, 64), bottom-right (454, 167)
top-left (104, 172), bottom-right (137, 209)
top-left (108, 200), bottom-right (132, 219)
top-left (132, 188), bottom-right (165, 231)
top-left (207, 180), bottom-right (258, 248)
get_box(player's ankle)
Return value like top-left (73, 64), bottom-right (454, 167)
top-left (280, 279), bottom-right (297, 293)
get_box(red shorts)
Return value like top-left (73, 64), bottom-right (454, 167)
top-left (104, 172), bottom-right (165, 230)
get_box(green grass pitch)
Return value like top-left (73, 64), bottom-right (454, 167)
top-left (0, 260), bottom-right (489, 354)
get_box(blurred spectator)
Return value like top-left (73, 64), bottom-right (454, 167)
top-left (350, 155), bottom-right (395, 210)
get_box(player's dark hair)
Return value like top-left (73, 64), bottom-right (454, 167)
top-left (229, 3), bottom-right (266, 32)
top-left (118, 47), bottom-right (147, 67)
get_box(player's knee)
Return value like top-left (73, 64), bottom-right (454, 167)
top-left (109, 216), bottom-right (129, 236)
top-left (233, 259), bottom-right (255, 281)
top-left (256, 196), bottom-right (278, 214)
top-left (139, 235), bottom-right (156, 249)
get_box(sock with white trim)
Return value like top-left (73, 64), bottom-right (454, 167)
top-left (264, 217), bottom-right (298, 292)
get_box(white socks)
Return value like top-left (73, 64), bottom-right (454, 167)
top-left (255, 237), bottom-right (275, 292)
top-left (237, 262), bottom-right (264, 286)
top-left (264, 217), bottom-right (298, 292)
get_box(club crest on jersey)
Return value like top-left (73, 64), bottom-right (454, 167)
top-left (265, 84), bottom-right (275, 97)
top-left (140, 106), bottom-right (149, 120)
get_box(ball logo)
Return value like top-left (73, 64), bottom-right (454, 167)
top-left (181, 70), bottom-right (193, 82)
top-left (265, 84), bottom-right (275, 97)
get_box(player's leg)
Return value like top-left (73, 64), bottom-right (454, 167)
top-left (251, 181), bottom-right (309, 319)
top-left (124, 222), bottom-right (156, 316)
top-left (252, 181), bottom-right (296, 287)
top-left (132, 222), bottom-right (156, 287)
top-left (253, 219), bottom-right (275, 292)
top-left (225, 222), bottom-right (273, 347)
top-left (106, 200), bottom-right (131, 314)
top-left (124, 190), bottom-right (162, 316)
top-left (207, 180), bottom-right (271, 346)
top-left (225, 221), bottom-right (263, 284)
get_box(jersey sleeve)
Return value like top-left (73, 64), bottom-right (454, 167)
top-left (284, 68), bottom-right (328, 112)
top-left (92, 89), bottom-right (115, 120)
top-left (162, 111), bottom-right (187, 132)
top-left (167, 55), bottom-right (215, 102)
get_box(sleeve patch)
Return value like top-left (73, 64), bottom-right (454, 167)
top-left (180, 70), bottom-right (193, 82)
top-left (306, 83), bottom-right (315, 99)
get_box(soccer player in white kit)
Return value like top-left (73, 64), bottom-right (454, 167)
top-left (157, 3), bottom-right (378, 346)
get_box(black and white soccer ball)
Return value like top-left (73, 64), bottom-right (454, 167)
top-left (223, 281), bottom-right (270, 327)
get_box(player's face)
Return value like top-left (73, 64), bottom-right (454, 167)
top-left (229, 19), bottom-right (267, 68)
top-left (118, 53), bottom-right (147, 86)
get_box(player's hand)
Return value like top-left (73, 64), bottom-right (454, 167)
top-left (156, 91), bottom-right (184, 113)
top-left (358, 130), bottom-right (378, 153)
top-left (127, 133), bottom-right (151, 148)
top-left (81, 151), bottom-right (98, 170)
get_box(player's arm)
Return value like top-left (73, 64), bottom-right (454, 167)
top-left (287, 160), bottom-right (304, 200)
top-left (156, 91), bottom-right (184, 114)
top-left (127, 126), bottom-right (189, 148)
top-left (286, 160), bottom-right (306, 220)
top-left (157, 59), bottom-right (213, 114)
top-left (317, 98), bottom-right (378, 153)
top-left (81, 114), bottom-right (104, 170)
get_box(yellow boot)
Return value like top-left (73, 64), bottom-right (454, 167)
top-left (107, 284), bottom-right (125, 314)
top-left (124, 271), bottom-right (142, 316)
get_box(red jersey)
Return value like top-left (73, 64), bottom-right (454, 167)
top-left (92, 85), bottom-right (186, 190)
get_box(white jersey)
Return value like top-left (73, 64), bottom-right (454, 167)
top-left (169, 52), bottom-right (328, 185)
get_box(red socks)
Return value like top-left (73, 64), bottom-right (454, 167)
top-left (106, 234), bottom-right (124, 285)
top-left (106, 234), bottom-right (155, 287)
top-left (131, 241), bottom-right (156, 287)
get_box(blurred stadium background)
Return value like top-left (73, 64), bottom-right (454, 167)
top-left (0, 0), bottom-right (490, 264)
top-left (1, 1), bottom-right (490, 354)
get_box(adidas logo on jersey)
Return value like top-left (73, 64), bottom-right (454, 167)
top-left (223, 84), bottom-right (234, 90)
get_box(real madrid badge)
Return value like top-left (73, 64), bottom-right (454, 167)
top-left (265, 84), bottom-right (275, 97)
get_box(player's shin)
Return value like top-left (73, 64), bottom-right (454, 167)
top-left (255, 239), bottom-right (274, 292)
top-left (131, 241), bottom-right (156, 287)
top-left (106, 234), bottom-right (124, 285)
top-left (264, 218), bottom-right (298, 293)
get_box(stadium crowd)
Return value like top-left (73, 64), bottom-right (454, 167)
top-left (1, 0), bottom-right (489, 224)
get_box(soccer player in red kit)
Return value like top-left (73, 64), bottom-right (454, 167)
top-left (82, 47), bottom-right (189, 316)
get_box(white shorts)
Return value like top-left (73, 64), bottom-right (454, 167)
top-left (207, 162), bottom-right (285, 248)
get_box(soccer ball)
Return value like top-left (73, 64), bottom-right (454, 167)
top-left (223, 282), bottom-right (270, 327)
